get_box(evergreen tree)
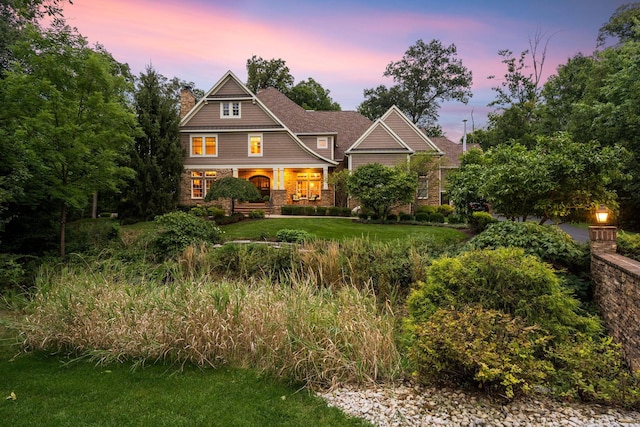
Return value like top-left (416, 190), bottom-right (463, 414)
top-left (120, 66), bottom-right (183, 220)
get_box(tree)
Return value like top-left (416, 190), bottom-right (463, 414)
top-left (119, 66), bottom-right (183, 220)
top-left (328, 169), bottom-right (350, 208)
top-left (288, 77), bottom-right (340, 111)
top-left (246, 55), bottom-right (294, 94)
top-left (597, 2), bottom-right (640, 46)
top-left (357, 85), bottom-right (404, 121)
top-left (448, 135), bottom-right (628, 223)
top-left (346, 163), bottom-right (417, 220)
top-left (446, 148), bottom-right (487, 218)
top-left (0, 0), bottom-right (69, 75)
top-left (204, 176), bottom-right (261, 214)
top-left (1, 22), bottom-right (136, 256)
top-left (359, 39), bottom-right (472, 127)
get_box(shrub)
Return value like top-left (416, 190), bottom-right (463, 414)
top-left (618, 231), bottom-right (640, 262)
top-left (415, 205), bottom-right (437, 215)
top-left (280, 205), bottom-right (293, 215)
top-left (429, 212), bottom-right (445, 223)
top-left (276, 229), bottom-right (314, 243)
top-left (0, 253), bottom-right (27, 291)
top-left (469, 211), bottom-right (497, 232)
top-left (313, 207), bottom-right (328, 216)
top-left (327, 206), bottom-right (342, 216)
top-left (207, 206), bottom-right (225, 219)
top-left (407, 247), bottom-right (599, 338)
top-left (447, 214), bottom-right (466, 225)
top-left (248, 210), bottom-right (265, 219)
top-left (190, 205), bottom-right (207, 217)
top-left (215, 212), bottom-right (245, 225)
top-left (386, 214), bottom-right (397, 222)
top-left (415, 213), bottom-right (430, 222)
top-left (466, 221), bottom-right (589, 273)
top-left (409, 306), bottom-right (553, 398)
top-left (404, 247), bottom-right (640, 405)
top-left (399, 213), bottom-right (414, 222)
top-left (154, 211), bottom-right (222, 257)
top-left (65, 218), bottom-right (120, 254)
top-left (437, 204), bottom-right (454, 217)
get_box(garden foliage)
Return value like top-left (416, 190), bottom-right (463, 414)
top-left (153, 211), bottom-right (222, 257)
top-left (405, 247), bottom-right (640, 406)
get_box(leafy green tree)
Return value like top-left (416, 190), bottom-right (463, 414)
top-left (288, 77), bottom-right (340, 111)
top-left (1, 22), bottom-right (136, 256)
top-left (204, 176), bottom-right (261, 214)
top-left (357, 84), bottom-right (405, 121)
top-left (328, 169), bottom-right (350, 208)
top-left (597, 2), bottom-right (640, 46)
top-left (360, 39), bottom-right (472, 128)
top-left (0, 0), bottom-right (69, 74)
top-left (119, 66), bottom-right (183, 220)
top-left (346, 163), bottom-right (417, 220)
top-left (246, 55), bottom-right (294, 94)
top-left (446, 148), bottom-right (487, 218)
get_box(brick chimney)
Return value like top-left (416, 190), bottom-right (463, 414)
top-left (180, 86), bottom-right (196, 119)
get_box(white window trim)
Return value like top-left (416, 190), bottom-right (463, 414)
top-left (220, 101), bottom-right (241, 119)
top-left (190, 134), bottom-right (218, 157)
top-left (317, 136), bottom-right (328, 149)
top-left (417, 176), bottom-right (429, 200)
top-left (248, 133), bottom-right (263, 157)
top-left (191, 173), bottom-right (204, 199)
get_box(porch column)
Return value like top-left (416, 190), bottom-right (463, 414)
top-left (272, 168), bottom-right (279, 190)
top-left (323, 166), bottom-right (329, 190)
top-left (232, 168), bottom-right (238, 178)
top-left (279, 167), bottom-right (285, 190)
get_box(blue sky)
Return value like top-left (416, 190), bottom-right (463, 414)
top-left (60, 0), bottom-right (627, 141)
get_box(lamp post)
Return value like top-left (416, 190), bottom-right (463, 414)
top-left (589, 205), bottom-right (617, 254)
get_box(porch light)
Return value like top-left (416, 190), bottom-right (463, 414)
top-left (595, 205), bottom-right (609, 224)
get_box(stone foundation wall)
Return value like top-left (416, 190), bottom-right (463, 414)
top-left (592, 251), bottom-right (640, 372)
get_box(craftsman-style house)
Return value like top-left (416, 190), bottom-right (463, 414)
top-left (179, 70), bottom-right (462, 214)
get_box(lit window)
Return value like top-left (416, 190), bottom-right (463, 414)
top-left (191, 171), bottom-right (217, 199)
top-left (190, 135), bottom-right (217, 157)
top-left (417, 176), bottom-right (428, 200)
top-left (296, 172), bottom-right (321, 199)
top-left (191, 171), bottom-right (204, 199)
top-left (248, 134), bottom-right (262, 157)
top-left (317, 136), bottom-right (328, 149)
top-left (221, 102), bottom-right (241, 118)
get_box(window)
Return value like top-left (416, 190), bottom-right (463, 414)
top-left (248, 133), bottom-right (263, 157)
top-left (221, 101), bottom-right (241, 118)
top-left (190, 135), bottom-right (217, 157)
top-left (296, 172), bottom-right (321, 199)
top-left (417, 176), bottom-right (429, 200)
top-left (191, 170), bottom-right (217, 199)
top-left (317, 136), bottom-right (328, 149)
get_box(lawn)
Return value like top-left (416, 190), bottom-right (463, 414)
top-left (220, 217), bottom-right (467, 244)
top-left (0, 316), bottom-right (370, 427)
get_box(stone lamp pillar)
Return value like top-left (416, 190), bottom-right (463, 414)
top-left (589, 205), bottom-right (617, 254)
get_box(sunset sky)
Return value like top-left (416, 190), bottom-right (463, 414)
top-left (59, 0), bottom-right (626, 141)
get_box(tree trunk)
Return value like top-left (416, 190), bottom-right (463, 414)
top-left (60, 203), bottom-right (67, 258)
top-left (92, 191), bottom-right (98, 219)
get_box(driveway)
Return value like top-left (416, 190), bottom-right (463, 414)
top-left (494, 216), bottom-right (590, 243)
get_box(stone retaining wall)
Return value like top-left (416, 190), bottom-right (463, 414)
top-left (592, 251), bottom-right (640, 371)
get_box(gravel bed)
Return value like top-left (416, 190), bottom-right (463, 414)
top-left (319, 382), bottom-right (640, 427)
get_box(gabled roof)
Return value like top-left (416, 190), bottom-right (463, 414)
top-left (257, 88), bottom-right (372, 161)
top-left (180, 71), bottom-right (337, 166)
top-left (380, 106), bottom-right (444, 155)
top-left (345, 119), bottom-right (414, 154)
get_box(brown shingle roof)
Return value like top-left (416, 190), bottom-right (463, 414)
top-left (256, 88), bottom-right (372, 161)
top-left (430, 136), bottom-right (480, 168)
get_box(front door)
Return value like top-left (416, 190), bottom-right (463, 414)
top-left (249, 175), bottom-right (270, 199)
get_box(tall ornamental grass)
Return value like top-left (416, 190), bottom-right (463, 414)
top-left (21, 262), bottom-right (401, 388)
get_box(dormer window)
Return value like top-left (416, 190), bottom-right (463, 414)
top-left (221, 101), bottom-right (241, 118)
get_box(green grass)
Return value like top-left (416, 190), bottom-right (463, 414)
top-left (0, 317), bottom-right (370, 427)
top-left (220, 217), bottom-right (467, 243)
